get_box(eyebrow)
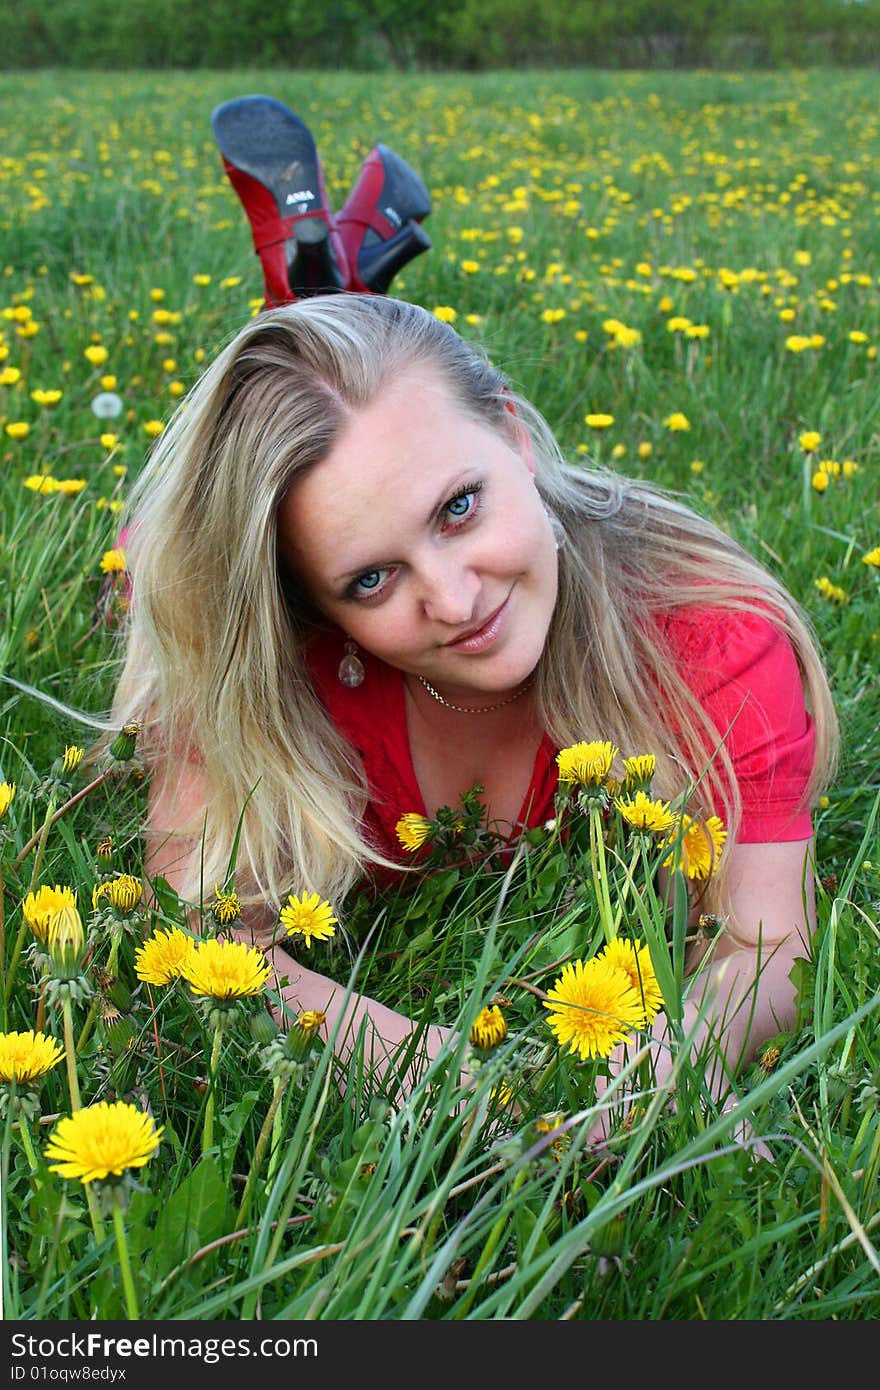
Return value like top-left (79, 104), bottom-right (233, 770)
top-left (329, 473), bottom-right (473, 587)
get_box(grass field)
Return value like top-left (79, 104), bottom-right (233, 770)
top-left (0, 67), bottom-right (878, 1321)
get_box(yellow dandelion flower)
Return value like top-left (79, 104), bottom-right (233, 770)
top-left (91, 881), bottom-right (111, 909)
top-left (23, 475), bottom-right (58, 494)
top-left (296, 1009), bottom-right (326, 1035)
top-left (0, 1030), bottom-right (65, 1084)
top-left (45, 1100), bottom-right (162, 1183)
top-left (663, 412), bottom-right (691, 431)
top-left (278, 892), bottom-right (337, 949)
top-left (814, 575), bottom-right (848, 604)
top-left (0, 782), bottom-right (15, 819)
top-left (598, 938), bottom-right (664, 1024)
top-left (5, 422), bottom-right (30, 440)
top-left (585, 413), bottom-right (614, 429)
top-left (192, 274), bottom-right (211, 286)
top-left (99, 548), bottom-right (126, 574)
top-left (181, 937), bottom-right (271, 998)
top-left (622, 754), bottom-right (656, 788)
top-left (470, 1005), bottom-right (508, 1051)
top-left (211, 886), bottom-right (242, 925)
top-left (30, 389), bottom-right (63, 406)
top-left (100, 432), bottom-right (118, 450)
top-left (637, 442), bottom-right (653, 460)
top-left (143, 420), bottom-right (164, 437)
top-left (100, 375), bottom-right (117, 390)
top-left (134, 927), bottom-right (196, 986)
top-left (105, 875), bottom-right (142, 915)
top-left (615, 790), bottom-right (675, 834)
top-left (799, 430), bottom-right (821, 452)
top-left (61, 745), bottom-right (84, 775)
top-left (84, 345), bottom-right (108, 367)
top-left (543, 957), bottom-right (645, 1061)
top-left (663, 814), bottom-right (727, 880)
top-left (221, 275), bottom-right (242, 289)
top-left (22, 885), bottom-right (77, 944)
top-left (862, 547), bottom-right (880, 568)
top-left (395, 812), bottom-right (433, 852)
top-left (556, 740), bottom-right (618, 787)
top-left (432, 306), bottom-right (457, 323)
top-left (812, 471), bottom-right (829, 493)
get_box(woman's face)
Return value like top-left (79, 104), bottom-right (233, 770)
top-left (278, 366), bottom-right (559, 701)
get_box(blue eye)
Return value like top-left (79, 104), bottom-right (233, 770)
top-left (354, 570), bottom-right (383, 593)
top-left (447, 493), bottom-right (472, 517)
top-left (443, 482), bottom-right (483, 525)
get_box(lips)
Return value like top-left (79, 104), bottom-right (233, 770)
top-left (443, 595), bottom-right (509, 650)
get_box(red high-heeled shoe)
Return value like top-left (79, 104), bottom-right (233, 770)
top-left (336, 143), bottom-right (432, 294)
top-left (211, 95), bottom-right (349, 306)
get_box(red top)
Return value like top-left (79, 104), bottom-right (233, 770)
top-left (306, 605), bottom-right (817, 867)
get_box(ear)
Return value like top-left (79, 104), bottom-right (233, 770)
top-left (501, 388), bottom-right (537, 478)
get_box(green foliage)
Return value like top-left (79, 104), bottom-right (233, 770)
top-left (0, 67), bottom-right (879, 1321)
top-left (0, 0), bottom-right (879, 69)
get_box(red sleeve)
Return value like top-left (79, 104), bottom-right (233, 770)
top-left (662, 607), bottom-right (816, 843)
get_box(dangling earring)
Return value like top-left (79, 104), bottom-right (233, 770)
top-left (338, 638), bottom-right (365, 687)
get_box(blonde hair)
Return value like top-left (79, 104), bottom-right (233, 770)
top-left (109, 294), bottom-right (837, 929)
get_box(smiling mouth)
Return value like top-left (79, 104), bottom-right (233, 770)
top-left (443, 596), bottom-right (509, 647)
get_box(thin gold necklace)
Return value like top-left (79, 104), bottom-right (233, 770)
top-left (417, 672), bottom-right (536, 714)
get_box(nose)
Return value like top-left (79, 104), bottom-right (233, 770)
top-left (418, 551), bottom-right (481, 627)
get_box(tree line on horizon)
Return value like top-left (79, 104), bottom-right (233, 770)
top-left (3, 0), bottom-right (879, 70)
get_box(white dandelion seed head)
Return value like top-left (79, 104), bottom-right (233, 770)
top-left (91, 392), bottom-right (123, 420)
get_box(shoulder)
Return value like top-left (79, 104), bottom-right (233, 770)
top-left (656, 603), bottom-right (816, 839)
top-left (656, 603), bottom-right (800, 703)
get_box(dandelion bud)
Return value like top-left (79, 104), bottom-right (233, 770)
top-left (107, 875), bottom-right (143, 916)
top-left (211, 887), bottom-right (242, 927)
top-left (60, 745), bottom-right (84, 776)
top-left (104, 1017), bottom-right (136, 1057)
top-left (285, 1010), bottom-right (326, 1061)
top-left (104, 975), bottom-right (134, 1013)
top-left (469, 1005), bottom-right (508, 1053)
top-left (109, 722), bottom-right (140, 761)
top-left (47, 902), bottom-right (86, 978)
top-left (0, 782), bottom-right (15, 820)
top-left (95, 836), bottom-right (115, 865)
top-left (248, 1009), bottom-right (279, 1046)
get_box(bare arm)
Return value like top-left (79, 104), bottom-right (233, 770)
top-left (144, 760), bottom-right (453, 1090)
top-left (684, 836), bottom-right (816, 1075)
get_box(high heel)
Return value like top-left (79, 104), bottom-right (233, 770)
top-left (211, 95), bottom-right (349, 305)
top-left (336, 143), bottom-right (432, 294)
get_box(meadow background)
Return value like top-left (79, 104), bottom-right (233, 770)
top-left (0, 63), bottom-right (879, 1320)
